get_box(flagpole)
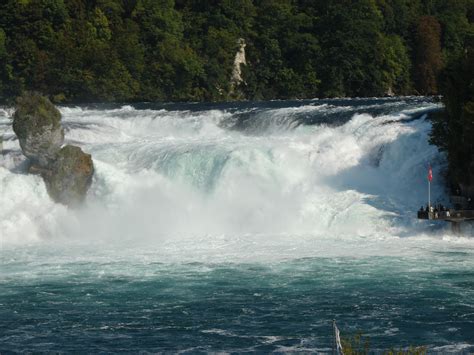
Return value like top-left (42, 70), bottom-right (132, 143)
top-left (428, 165), bottom-right (432, 211)
top-left (429, 179), bottom-right (431, 209)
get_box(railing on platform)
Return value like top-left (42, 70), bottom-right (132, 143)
top-left (417, 209), bottom-right (474, 221)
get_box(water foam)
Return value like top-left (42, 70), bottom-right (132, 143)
top-left (1, 99), bottom-right (472, 259)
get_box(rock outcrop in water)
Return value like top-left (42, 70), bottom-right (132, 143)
top-left (44, 145), bottom-right (94, 205)
top-left (13, 93), bottom-right (64, 167)
top-left (12, 92), bottom-right (93, 206)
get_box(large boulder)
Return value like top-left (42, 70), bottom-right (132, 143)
top-left (13, 92), bottom-right (64, 167)
top-left (44, 145), bottom-right (94, 206)
top-left (12, 92), bottom-right (94, 206)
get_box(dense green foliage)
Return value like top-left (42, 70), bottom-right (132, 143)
top-left (0, 0), bottom-right (472, 103)
top-left (430, 30), bottom-right (474, 191)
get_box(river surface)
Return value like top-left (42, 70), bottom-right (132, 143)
top-left (1, 98), bottom-right (473, 352)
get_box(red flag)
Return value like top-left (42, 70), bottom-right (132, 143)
top-left (428, 166), bottom-right (433, 182)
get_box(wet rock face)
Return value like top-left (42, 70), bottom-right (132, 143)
top-left (13, 93), bottom-right (64, 167)
top-left (12, 92), bottom-right (94, 206)
top-left (44, 145), bottom-right (94, 206)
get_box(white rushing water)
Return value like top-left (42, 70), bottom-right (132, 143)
top-left (1, 99), bottom-right (473, 262)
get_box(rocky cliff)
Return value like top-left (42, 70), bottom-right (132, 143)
top-left (229, 38), bottom-right (247, 98)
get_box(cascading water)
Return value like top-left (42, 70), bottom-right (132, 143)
top-left (1, 97), bottom-right (473, 352)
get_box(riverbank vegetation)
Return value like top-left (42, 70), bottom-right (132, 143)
top-left (0, 0), bottom-right (472, 103)
top-left (430, 33), bottom-right (473, 194)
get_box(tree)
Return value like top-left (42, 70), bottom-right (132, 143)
top-left (380, 34), bottom-right (412, 94)
top-left (0, 28), bottom-right (8, 98)
top-left (414, 16), bottom-right (444, 94)
top-left (243, 0), bottom-right (320, 99)
top-left (317, 0), bottom-right (387, 97)
top-left (377, 0), bottom-right (422, 38)
top-left (180, 0), bottom-right (255, 100)
top-left (0, 0), bottom-right (473, 103)
top-left (133, 0), bottom-right (204, 100)
top-left (431, 38), bottom-right (474, 188)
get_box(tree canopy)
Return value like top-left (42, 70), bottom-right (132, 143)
top-left (0, 0), bottom-right (473, 103)
top-left (430, 31), bottom-right (474, 191)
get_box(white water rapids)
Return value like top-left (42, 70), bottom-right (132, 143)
top-left (1, 98), bottom-right (473, 262)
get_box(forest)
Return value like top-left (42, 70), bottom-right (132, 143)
top-left (0, 0), bottom-right (472, 103)
top-left (431, 34), bottom-right (473, 192)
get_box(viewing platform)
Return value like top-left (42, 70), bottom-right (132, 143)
top-left (417, 209), bottom-right (474, 222)
top-left (417, 195), bottom-right (474, 233)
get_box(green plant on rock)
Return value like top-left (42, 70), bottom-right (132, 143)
top-left (12, 91), bottom-right (61, 139)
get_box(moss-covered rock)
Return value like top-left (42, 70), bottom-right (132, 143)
top-left (11, 93), bottom-right (94, 206)
top-left (12, 92), bottom-right (64, 167)
top-left (44, 145), bottom-right (94, 206)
